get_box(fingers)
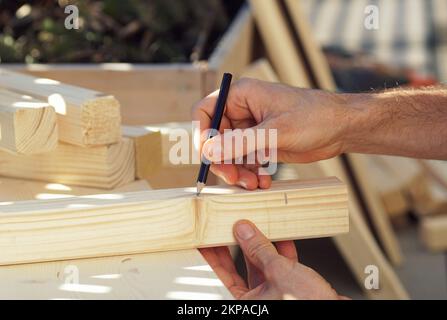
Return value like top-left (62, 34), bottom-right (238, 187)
top-left (199, 247), bottom-right (248, 299)
top-left (211, 164), bottom-right (272, 190)
top-left (243, 254), bottom-right (266, 289)
top-left (274, 241), bottom-right (298, 261)
top-left (202, 126), bottom-right (270, 163)
top-left (233, 220), bottom-right (279, 271)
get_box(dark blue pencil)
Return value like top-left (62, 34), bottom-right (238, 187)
top-left (196, 73), bottom-right (233, 195)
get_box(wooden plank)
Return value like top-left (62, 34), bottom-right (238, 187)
top-left (420, 215), bottom-right (447, 252)
top-left (349, 154), bottom-right (404, 266)
top-left (0, 88), bottom-right (58, 155)
top-left (206, 6), bottom-right (254, 92)
top-left (284, 0), bottom-right (337, 89)
top-left (248, 0), bottom-right (310, 87)
top-left (0, 178), bottom-right (348, 266)
top-left (122, 126), bottom-right (162, 179)
top-left (377, 156), bottom-right (446, 216)
top-left (365, 156), bottom-right (409, 218)
top-left (143, 122), bottom-right (196, 168)
top-left (8, 64), bottom-right (203, 126)
top-left (0, 249), bottom-right (233, 300)
top-left (0, 138), bottom-right (135, 189)
top-left (420, 160), bottom-right (447, 190)
top-left (0, 68), bottom-right (121, 146)
top-left (242, 59), bottom-right (280, 82)
top-left (0, 177), bottom-right (150, 202)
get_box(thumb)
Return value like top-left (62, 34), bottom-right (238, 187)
top-left (202, 125), bottom-right (273, 163)
top-left (233, 220), bottom-right (279, 271)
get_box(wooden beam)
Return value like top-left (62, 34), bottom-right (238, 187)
top-left (0, 177), bottom-right (150, 202)
top-left (248, 0), bottom-right (310, 87)
top-left (0, 138), bottom-right (135, 189)
top-left (420, 215), bottom-right (447, 252)
top-left (349, 154), bottom-right (404, 266)
top-left (122, 126), bottom-right (162, 179)
top-left (421, 160), bottom-right (447, 189)
top-left (0, 178), bottom-right (348, 266)
top-left (364, 156), bottom-right (409, 218)
top-left (242, 59), bottom-right (280, 82)
top-left (0, 88), bottom-right (58, 155)
top-left (0, 68), bottom-right (121, 146)
top-left (206, 6), bottom-right (254, 92)
top-left (0, 249), bottom-right (233, 300)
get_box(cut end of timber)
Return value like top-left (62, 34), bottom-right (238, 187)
top-left (81, 96), bottom-right (122, 146)
top-left (420, 216), bottom-right (447, 252)
top-left (14, 106), bottom-right (58, 155)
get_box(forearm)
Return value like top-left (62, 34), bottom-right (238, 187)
top-left (341, 86), bottom-right (447, 159)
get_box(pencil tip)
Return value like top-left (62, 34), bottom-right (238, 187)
top-left (196, 182), bottom-right (205, 196)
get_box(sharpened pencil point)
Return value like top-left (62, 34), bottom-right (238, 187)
top-left (196, 182), bottom-right (205, 196)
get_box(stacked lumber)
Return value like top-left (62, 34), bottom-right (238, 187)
top-left (0, 69), bottom-right (161, 191)
top-left (132, 122), bottom-right (219, 189)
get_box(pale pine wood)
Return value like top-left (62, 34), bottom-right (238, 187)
top-left (0, 88), bottom-right (58, 155)
top-left (283, 0), bottom-right (337, 89)
top-left (378, 156), bottom-right (447, 216)
top-left (420, 215), bottom-right (447, 252)
top-left (143, 122), bottom-right (197, 168)
top-left (206, 6), bottom-right (254, 92)
top-left (0, 178), bottom-right (348, 266)
top-left (0, 138), bottom-right (135, 189)
top-left (0, 177), bottom-right (150, 202)
top-left (349, 154), bottom-right (404, 266)
top-left (365, 156), bottom-right (409, 218)
top-left (421, 160), bottom-right (447, 189)
top-left (242, 59), bottom-right (280, 82)
top-left (248, 0), bottom-right (310, 87)
top-left (0, 249), bottom-right (233, 300)
top-left (0, 68), bottom-right (121, 146)
top-left (0, 178), bottom-right (233, 300)
top-left (122, 126), bottom-right (162, 180)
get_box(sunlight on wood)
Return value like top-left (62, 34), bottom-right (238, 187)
top-left (183, 265), bottom-right (214, 272)
top-left (166, 291), bottom-right (223, 300)
top-left (34, 78), bottom-right (60, 85)
top-left (45, 183), bottom-right (72, 191)
top-left (59, 283), bottom-right (111, 294)
top-left (91, 274), bottom-right (122, 280)
top-left (174, 277), bottom-right (224, 287)
top-left (48, 93), bottom-right (67, 115)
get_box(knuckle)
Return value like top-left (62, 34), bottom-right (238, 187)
top-left (247, 239), bottom-right (271, 260)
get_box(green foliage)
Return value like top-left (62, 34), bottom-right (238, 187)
top-left (0, 0), bottom-right (243, 63)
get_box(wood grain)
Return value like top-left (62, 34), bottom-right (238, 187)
top-left (0, 68), bottom-right (121, 146)
top-left (0, 177), bottom-right (150, 202)
top-left (122, 126), bottom-right (162, 179)
top-left (0, 249), bottom-right (233, 300)
top-left (0, 138), bottom-right (135, 189)
top-left (0, 178), bottom-right (348, 266)
top-left (0, 88), bottom-right (57, 155)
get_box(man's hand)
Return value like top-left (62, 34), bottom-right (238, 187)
top-left (200, 220), bottom-right (346, 300)
top-left (193, 78), bottom-right (350, 189)
top-left (193, 79), bottom-right (447, 188)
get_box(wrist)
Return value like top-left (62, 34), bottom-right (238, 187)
top-left (338, 92), bottom-right (378, 154)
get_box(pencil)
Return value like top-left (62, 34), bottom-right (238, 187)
top-left (196, 73), bottom-right (233, 195)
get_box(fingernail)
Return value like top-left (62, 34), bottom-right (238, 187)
top-left (203, 141), bottom-right (222, 162)
top-left (236, 222), bottom-right (255, 240)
